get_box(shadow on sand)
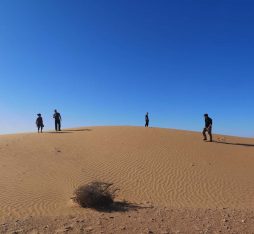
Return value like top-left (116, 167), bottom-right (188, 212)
top-left (46, 129), bottom-right (92, 134)
top-left (46, 131), bottom-right (72, 134)
top-left (92, 201), bottom-right (150, 213)
top-left (214, 140), bottom-right (254, 147)
top-left (66, 129), bottom-right (92, 132)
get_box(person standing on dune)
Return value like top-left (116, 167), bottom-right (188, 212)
top-left (203, 113), bottom-right (213, 142)
top-left (53, 109), bottom-right (62, 131)
top-left (36, 113), bottom-right (44, 133)
top-left (145, 112), bottom-right (149, 127)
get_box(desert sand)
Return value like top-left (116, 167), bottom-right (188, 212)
top-left (0, 126), bottom-right (254, 233)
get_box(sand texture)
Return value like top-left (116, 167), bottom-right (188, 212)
top-left (0, 126), bottom-right (254, 233)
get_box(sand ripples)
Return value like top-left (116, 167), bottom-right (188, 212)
top-left (0, 127), bottom-right (254, 220)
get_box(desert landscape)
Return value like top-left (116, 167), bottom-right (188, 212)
top-left (0, 126), bottom-right (253, 233)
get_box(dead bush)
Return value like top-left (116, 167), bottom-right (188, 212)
top-left (73, 181), bottom-right (118, 209)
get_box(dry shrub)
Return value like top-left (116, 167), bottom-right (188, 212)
top-left (73, 181), bottom-right (118, 209)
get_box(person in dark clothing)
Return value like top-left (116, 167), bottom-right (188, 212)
top-left (36, 113), bottom-right (44, 133)
top-left (145, 112), bottom-right (149, 127)
top-left (53, 109), bottom-right (62, 131)
top-left (202, 113), bottom-right (213, 142)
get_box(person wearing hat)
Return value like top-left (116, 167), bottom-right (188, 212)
top-left (202, 113), bottom-right (213, 142)
top-left (53, 109), bottom-right (62, 131)
top-left (36, 113), bottom-right (44, 133)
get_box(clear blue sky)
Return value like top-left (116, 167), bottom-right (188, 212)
top-left (0, 0), bottom-right (254, 136)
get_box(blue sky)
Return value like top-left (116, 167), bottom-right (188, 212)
top-left (0, 0), bottom-right (254, 136)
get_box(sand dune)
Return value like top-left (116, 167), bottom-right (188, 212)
top-left (0, 126), bottom-right (253, 232)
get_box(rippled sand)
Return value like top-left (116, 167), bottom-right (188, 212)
top-left (0, 126), bottom-right (253, 232)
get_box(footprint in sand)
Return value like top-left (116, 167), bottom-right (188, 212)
top-left (54, 148), bottom-right (62, 153)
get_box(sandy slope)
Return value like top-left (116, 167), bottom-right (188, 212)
top-left (0, 126), bottom-right (253, 232)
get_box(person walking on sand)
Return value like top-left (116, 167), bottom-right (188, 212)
top-left (53, 109), bottom-right (62, 131)
top-left (36, 113), bottom-right (44, 133)
top-left (145, 112), bottom-right (149, 127)
top-left (203, 113), bottom-right (213, 142)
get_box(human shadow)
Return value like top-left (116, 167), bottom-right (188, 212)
top-left (93, 201), bottom-right (150, 213)
top-left (66, 129), bottom-right (92, 132)
top-left (213, 140), bottom-right (254, 147)
top-left (46, 131), bottom-right (72, 134)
